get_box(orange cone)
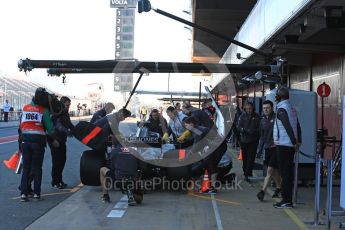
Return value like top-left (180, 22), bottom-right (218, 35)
top-left (199, 170), bottom-right (210, 193)
top-left (3, 151), bottom-right (20, 171)
top-left (238, 149), bottom-right (243, 161)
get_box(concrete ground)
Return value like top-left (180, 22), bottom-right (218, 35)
top-left (23, 147), bottom-right (345, 230)
top-left (2, 118), bottom-right (344, 230)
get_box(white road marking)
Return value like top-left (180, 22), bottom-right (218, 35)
top-left (211, 194), bottom-right (224, 230)
top-left (107, 210), bottom-right (126, 218)
top-left (107, 195), bottom-right (128, 218)
top-left (113, 201), bottom-right (128, 209)
top-left (0, 135), bottom-right (18, 138)
top-left (0, 140), bottom-right (17, 145)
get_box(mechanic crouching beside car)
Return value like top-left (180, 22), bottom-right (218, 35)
top-left (184, 116), bottom-right (227, 195)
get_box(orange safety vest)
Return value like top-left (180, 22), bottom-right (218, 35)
top-left (20, 104), bottom-right (46, 135)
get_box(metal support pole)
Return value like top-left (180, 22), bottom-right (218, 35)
top-left (153, 8), bottom-right (270, 58)
top-left (199, 82), bottom-right (201, 109)
top-left (124, 72), bottom-right (144, 109)
top-left (314, 152), bottom-right (322, 224)
top-left (326, 159), bottom-right (333, 230)
top-left (325, 138), bottom-right (336, 230)
top-left (321, 96), bottom-right (324, 131)
top-left (306, 152), bottom-right (324, 225)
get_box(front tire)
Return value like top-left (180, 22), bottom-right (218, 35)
top-left (80, 150), bottom-right (105, 186)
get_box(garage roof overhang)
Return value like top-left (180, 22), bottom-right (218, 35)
top-left (192, 0), bottom-right (257, 63)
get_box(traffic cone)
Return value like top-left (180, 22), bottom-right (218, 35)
top-left (3, 151), bottom-right (20, 171)
top-left (238, 149), bottom-right (243, 161)
top-left (199, 170), bottom-right (210, 193)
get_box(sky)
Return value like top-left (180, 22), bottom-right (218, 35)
top-left (0, 0), bottom-right (210, 105)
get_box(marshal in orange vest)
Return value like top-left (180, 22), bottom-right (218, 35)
top-left (20, 104), bottom-right (46, 135)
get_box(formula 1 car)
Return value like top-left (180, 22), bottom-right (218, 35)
top-left (78, 121), bottom-right (234, 189)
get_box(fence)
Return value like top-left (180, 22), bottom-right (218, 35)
top-left (0, 111), bottom-right (21, 121)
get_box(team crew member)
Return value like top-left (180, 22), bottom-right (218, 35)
top-left (19, 88), bottom-right (59, 202)
top-left (256, 100), bottom-right (281, 201)
top-left (48, 96), bottom-right (74, 189)
top-left (237, 102), bottom-right (260, 182)
top-left (141, 109), bottom-right (168, 137)
top-left (90, 102), bottom-right (115, 123)
top-left (175, 102), bottom-right (182, 112)
top-left (163, 106), bottom-right (191, 146)
top-left (202, 99), bottom-right (216, 121)
top-left (95, 108), bottom-right (132, 136)
top-left (184, 116), bottom-right (227, 194)
top-left (273, 87), bottom-right (302, 209)
top-left (182, 101), bottom-right (214, 129)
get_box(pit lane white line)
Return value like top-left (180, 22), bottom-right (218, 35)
top-left (0, 140), bottom-right (17, 145)
top-left (211, 194), bottom-right (224, 230)
top-left (107, 195), bottom-right (128, 218)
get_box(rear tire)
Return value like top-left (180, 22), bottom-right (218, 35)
top-left (80, 150), bottom-right (105, 186)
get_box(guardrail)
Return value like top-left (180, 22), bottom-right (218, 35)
top-left (0, 111), bottom-right (21, 122)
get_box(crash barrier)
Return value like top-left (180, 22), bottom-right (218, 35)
top-left (69, 109), bottom-right (92, 117)
top-left (0, 111), bottom-right (21, 121)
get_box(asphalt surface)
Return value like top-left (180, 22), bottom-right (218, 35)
top-left (0, 121), bottom-right (138, 230)
top-left (0, 127), bottom-right (86, 230)
top-left (2, 121), bottom-right (344, 230)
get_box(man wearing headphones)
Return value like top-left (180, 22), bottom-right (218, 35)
top-left (273, 86), bottom-right (302, 209)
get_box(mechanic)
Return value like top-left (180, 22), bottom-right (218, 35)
top-left (94, 108), bottom-right (131, 137)
top-left (184, 116), bottom-right (227, 194)
top-left (90, 102), bottom-right (115, 123)
top-left (163, 106), bottom-right (193, 147)
top-left (141, 109), bottom-right (168, 137)
top-left (202, 98), bottom-right (216, 121)
top-left (175, 102), bottom-right (182, 112)
top-left (100, 148), bottom-right (138, 206)
top-left (182, 100), bottom-right (214, 129)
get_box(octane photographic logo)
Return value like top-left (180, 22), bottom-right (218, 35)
top-left (110, 40), bottom-right (234, 169)
top-left (103, 175), bottom-right (243, 192)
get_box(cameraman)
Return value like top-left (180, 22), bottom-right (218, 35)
top-left (19, 88), bottom-right (59, 201)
